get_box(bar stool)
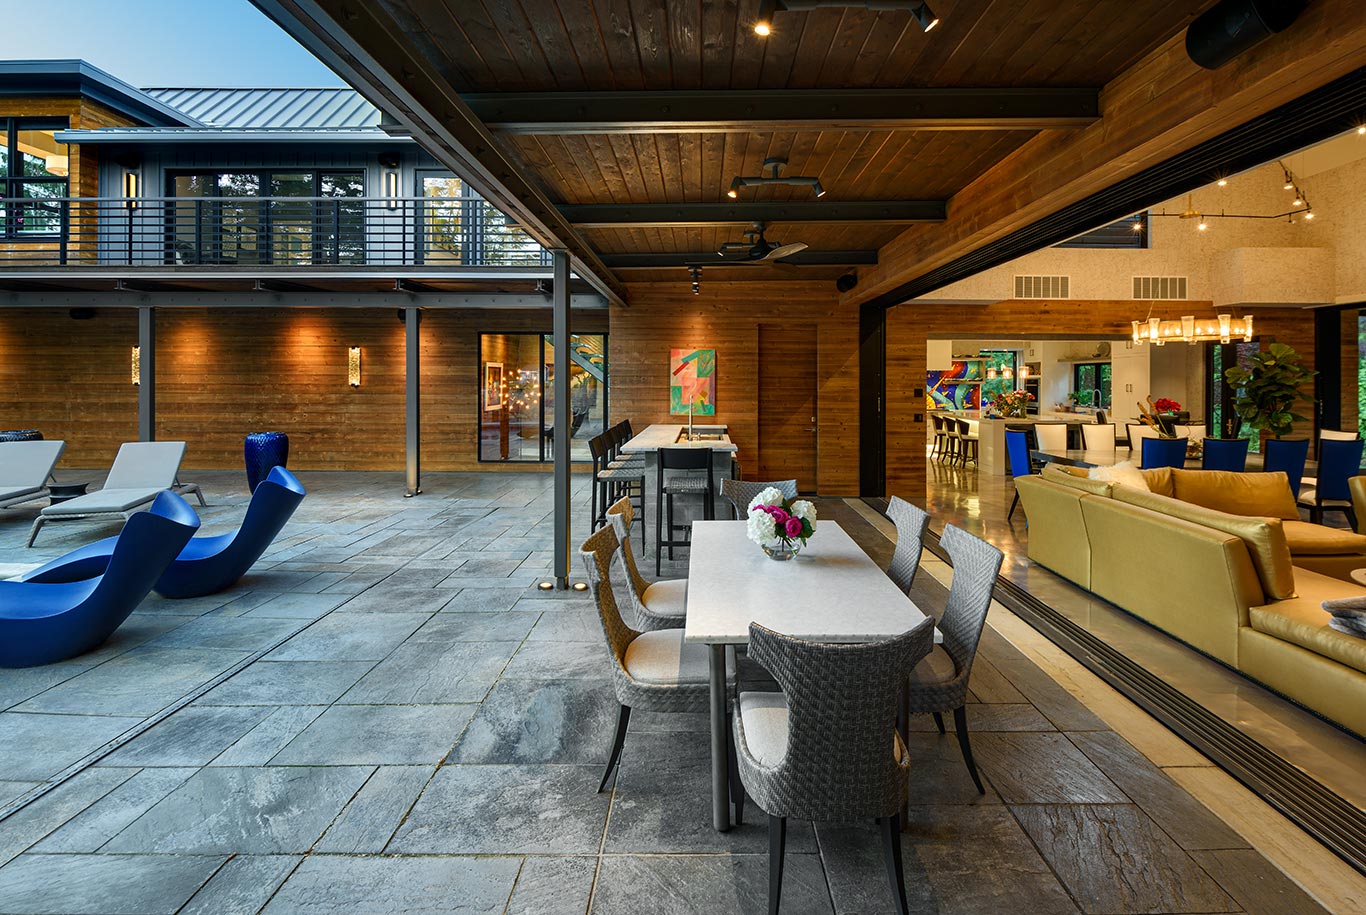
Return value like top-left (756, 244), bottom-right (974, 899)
top-left (942, 418), bottom-right (961, 464)
top-left (956, 418), bottom-right (979, 466)
top-left (590, 433), bottom-right (643, 532)
top-left (930, 415), bottom-right (947, 460)
top-left (655, 446), bottom-right (715, 575)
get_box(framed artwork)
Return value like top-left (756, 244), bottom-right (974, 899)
top-left (484, 362), bottom-right (504, 412)
top-left (670, 348), bottom-right (716, 415)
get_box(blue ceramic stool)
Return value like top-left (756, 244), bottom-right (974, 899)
top-left (245, 432), bottom-right (289, 493)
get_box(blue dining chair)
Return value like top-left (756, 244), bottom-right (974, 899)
top-left (23, 466), bottom-right (306, 599)
top-left (1299, 438), bottom-right (1364, 526)
top-left (1263, 438), bottom-right (1309, 498)
top-left (1, 491), bottom-right (201, 667)
top-left (1201, 438), bottom-right (1248, 473)
top-left (1006, 429), bottom-right (1034, 522)
top-left (1141, 437), bottom-right (1188, 470)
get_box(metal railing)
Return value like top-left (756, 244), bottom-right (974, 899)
top-left (0, 195), bottom-right (551, 269)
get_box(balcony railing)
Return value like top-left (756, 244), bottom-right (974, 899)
top-left (0, 195), bottom-right (551, 269)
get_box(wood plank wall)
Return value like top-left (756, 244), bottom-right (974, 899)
top-left (612, 281), bottom-right (859, 495)
top-left (885, 300), bottom-right (1317, 503)
top-left (0, 307), bottom-right (605, 472)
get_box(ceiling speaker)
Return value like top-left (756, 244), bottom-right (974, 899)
top-left (1185, 0), bottom-right (1305, 70)
top-left (68, 308), bottom-right (96, 320)
top-left (836, 273), bottom-right (859, 293)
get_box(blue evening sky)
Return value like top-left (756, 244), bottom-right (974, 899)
top-left (0, 0), bottom-right (344, 87)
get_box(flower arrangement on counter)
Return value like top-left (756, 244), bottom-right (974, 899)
top-left (746, 487), bottom-right (817, 560)
top-left (993, 389), bottom-right (1035, 418)
top-left (1152, 397), bottom-right (1182, 414)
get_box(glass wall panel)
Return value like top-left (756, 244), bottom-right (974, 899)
top-left (479, 332), bottom-right (608, 463)
top-left (421, 175), bottom-right (464, 264)
top-left (545, 333), bottom-right (606, 462)
top-left (269, 172), bottom-right (314, 264)
top-left (16, 128), bottom-right (66, 178)
top-left (320, 172), bottom-right (365, 264)
top-left (3, 119), bottom-right (68, 238)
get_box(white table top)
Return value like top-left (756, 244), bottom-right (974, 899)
top-left (684, 520), bottom-right (929, 645)
top-left (621, 423), bottom-right (738, 453)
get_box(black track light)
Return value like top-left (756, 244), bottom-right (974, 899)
top-left (911, 2), bottom-right (939, 32)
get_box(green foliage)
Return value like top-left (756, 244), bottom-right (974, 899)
top-left (1222, 342), bottom-right (1316, 439)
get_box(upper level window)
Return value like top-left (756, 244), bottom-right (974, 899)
top-left (1055, 212), bottom-right (1149, 249)
top-left (2, 118), bottom-right (69, 238)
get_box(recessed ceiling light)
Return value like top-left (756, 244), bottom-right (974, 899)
top-left (755, 0), bottom-right (775, 35)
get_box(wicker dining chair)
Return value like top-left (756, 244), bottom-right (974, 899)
top-left (903, 523), bottom-right (1003, 796)
top-left (719, 478), bottom-right (799, 520)
top-left (581, 524), bottom-right (741, 807)
top-left (885, 495), bottom-right (929, 596)
top-left (606, 496), bottom-right (685, 631)
top-left (735, 618), bottom-right (935, 915)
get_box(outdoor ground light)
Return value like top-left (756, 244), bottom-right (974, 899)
top-left (348, 346), bottom-right (362, 387)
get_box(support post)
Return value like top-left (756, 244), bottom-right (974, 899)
top-left (405, 306), bottom-right (421, 496)
top-left (552, 249), bottom-right (572, 589)
top-left (137, 306), bottom-right (155, 441)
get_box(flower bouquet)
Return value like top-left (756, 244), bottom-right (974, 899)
top-left (994, 389), bottom-right (1034, 418)
top-left (1152, 397), bottom-right (1182, 414)
top-left (745, 487), bottom-right (817, 561)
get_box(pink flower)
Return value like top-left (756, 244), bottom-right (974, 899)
top-left (770, 508), bottom-right (789, 525)
top-left (785, 517), bottom-right (803, 539)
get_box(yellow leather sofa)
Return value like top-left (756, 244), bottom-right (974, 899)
top-left (1017, 466), bottom-right (1366, 736)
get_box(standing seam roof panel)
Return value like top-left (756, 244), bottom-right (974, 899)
top-left (142, 88), bottom-right (381, 129)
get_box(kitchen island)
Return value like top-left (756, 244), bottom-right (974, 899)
top-left (935, 411), bottom-right (1109, 475)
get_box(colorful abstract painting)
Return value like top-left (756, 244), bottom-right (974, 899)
top-left (926, 361), bottom-right (984, 411)
top-left (670, 348), bottom-right (716, 416)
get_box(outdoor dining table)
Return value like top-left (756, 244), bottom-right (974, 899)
top-left (683, 519), bottom-right (931, 832)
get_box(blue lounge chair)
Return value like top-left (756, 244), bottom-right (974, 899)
top-left (1, 491), bottom-right (200, 668)
top-left (22, 466), bottom-right (305, 599)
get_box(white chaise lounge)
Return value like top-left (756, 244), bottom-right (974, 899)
top-left (28, 441), bottom-right (189, 547)
top-left (0, 440), bottom-right (66, 510)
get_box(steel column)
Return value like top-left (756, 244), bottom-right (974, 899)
top-left (552, 249), bottom-right (572, 589)
top-left (137, 306), bottom-right (155, 441)
top-left (405, 306), bottom-right (421, 497)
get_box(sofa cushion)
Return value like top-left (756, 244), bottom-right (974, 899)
top-left (1041, 463), bottom-right (1115, 497)
top-left (1169, 469), bottom-right (1299, 521)
top-left (1282, 521), bottom-right (1366, 555)
top-left (1110, 486), bottom-right (1296, 599)
top-left (1140, 467), bottom-right (1175, 497)
top-left (1250, 597), bottom-right (1366, 675)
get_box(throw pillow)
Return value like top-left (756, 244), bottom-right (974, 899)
top-left (1088, 460), bottom-right (1150, 491)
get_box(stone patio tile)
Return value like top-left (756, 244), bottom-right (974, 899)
top-left (270, 704), bottom-right (475, 765)
top-left (408, 610), bottom-right (541, 643)
top-left (439, 588), bottom-right (522, 613)
top-left (96, 706), bottom-right (274, 767)
top-left (970, 732), bottom-right (1129, 804)
top-left (526, 608), bottom-right (602, 642)
top-left (388, 764), bottom-right (609, 854)
top-left (590, 854), bottom-right (834, 915)
top-left (0, 712), bottom-right (140, 781)
top-left (209, 706), bottom-right (328, 766)
top-left (502, 640), bottom-right (611, 679)
top-left (451, 678), bottom-right (618, 765)
top-left (315, 766), bottom-right (435, 853)
top-left (234, 591), bottom-right (350, 619)
top-left (0, 769), bottom-right (135, 867)
top-left (100, 765), bottom-right (374, 854)
top-left (506, 856), bottom-right (598, 915)
top-left (178, 855), bottom-right (301, 915)
top-left (0, 662), bottom-right (94, 712)
top-left (0, 781), bottom-right (39, 807)
top-left (32, 768), bottom-right (198, 853)
top-left (195, 660), bottom-right (375, 706)
top-left (0, 853), bottom-right (225, 915)
top-left (263, 611), bottom-right (432, 662)
top-left (146, 616), bottom-right (306, 652)
top-left (260, 854), bottom-right (522, 915)
top-left (332, 586), bottom-right (456, 614)
top-left (13, 647), bottom-right (251, 717)
top-left (340, 642), bottom-right (516, 705)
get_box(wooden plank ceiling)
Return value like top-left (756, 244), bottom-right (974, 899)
top-left (379, 0), bottom-right (1220, 283)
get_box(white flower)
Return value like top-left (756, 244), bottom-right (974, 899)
top-left (747, 487), bottom-right (783, 512)
top-left (789, 500), bottom-right (817, 529)
top-left (745, 507), bottom-right (782, 548)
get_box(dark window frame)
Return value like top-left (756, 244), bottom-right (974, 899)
top-left (1072, 362), bottom-right (1112, 408)
top-left (1055, 211), bottom-right (1150, 249)
top-left (2, 117), bottom-right (70, 240)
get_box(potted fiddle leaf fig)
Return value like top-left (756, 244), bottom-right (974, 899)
top-left (1223, 342), bottom-right (1316, 439)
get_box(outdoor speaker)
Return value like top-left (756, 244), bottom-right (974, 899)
top-left (836, 272), bottom-right (859, 293)
top-left (1185, 0), bottom-right (1305, 70)
top-left (68, 308), bottom-right (96, 320)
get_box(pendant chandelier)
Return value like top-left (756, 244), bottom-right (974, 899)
top-left (1130, 314), bottom-right (1254, 346)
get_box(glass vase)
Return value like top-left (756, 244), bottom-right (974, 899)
top-left (762, 540), bottom-right (801, 561)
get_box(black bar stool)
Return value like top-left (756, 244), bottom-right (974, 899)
top-left (590, 433), bottom-right (644, 540)
top-left (655, 446), bottom-right (715, 575)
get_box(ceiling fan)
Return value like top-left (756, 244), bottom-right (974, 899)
top-left (716, 222), bottom-right (809, 263)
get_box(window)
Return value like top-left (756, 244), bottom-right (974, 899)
top-left (979, 350), bottom-right (1017, 407)
top-left (419, 171), bottom-right (549, 266)
top-left (1073, 362), bottom-right (1112, 408)
top-left (1209, 341), bottom-right (1263, 451)
top-left (166, 170), bottom-right (364, 265)
top-left (480, 333), bottom-right (607, 463)
top-left (1055, 212), bottom-right (1149, 249)
top-left (2, 118), bottom-right (69, 238)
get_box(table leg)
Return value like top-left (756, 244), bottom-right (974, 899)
top-left (709, 643), bottom-right (731, 832)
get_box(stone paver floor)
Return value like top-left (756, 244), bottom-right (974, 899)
top-left (0, 471), bottom-right (1330, 914)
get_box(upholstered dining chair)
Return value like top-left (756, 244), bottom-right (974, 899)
top-left (720, 478), bottom-right (798, 520)
top-left (902, 523), bottom-right (1004, 796)
top-left (1032, 422), bottom-right (1067, 454)
top-left (1200, 437), bottom-right (1248, 472)
top-left (581, 524), bottom-right (740, 805)
top-left (1299, 437), bottom-right (1365, 526)
top-left (734, 617), bottom-right (935, 915)
top-left (1080, 423), bottom-right (1116, 451)
top-left (1263, 437), bottom-right (1310, 497)
top-left (1005, 429), bottom-right (1035, 522)
top-left (605, 496), bottom-right (685, 631)
top-left (885, 495), bottom-right (929, 596)
top-left (1140, 436), bottom-right (1188, 470)
top-left (1127, 422), bottom-right (1158, 453)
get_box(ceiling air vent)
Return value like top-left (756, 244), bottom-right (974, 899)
top-left (1014, 275), bottom-right (1070, 299)
top-left (1133, 276), bottom-right (1188, 300)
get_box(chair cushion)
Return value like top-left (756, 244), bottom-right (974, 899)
top-left (1297, 487), bottom-right (1352, 509)
top-left (40, 488), bottom-right (162, 516)
top-left (1282, 521), bottom-right (1366, 556)
top-left (908, 644), bottom-right (957, 685)
top-left (623, 629), bottom-right (713, 685)
top-left (597, 467), bottom-right (644, 481)
top-left (0, 485), bottom-right (43, 503)
top-left (663, 475), bottom-right (711, 493)
top-left (641, 578), bottom-right (687, 619)
top-left (1249, 599), bottom-right (1366, 675)
top-left (1170, 469), bottom-right (1299, 520)
top-left (738, 690), bottom-right (789, 767)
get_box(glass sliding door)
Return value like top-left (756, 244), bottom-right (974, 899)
top-left (1208, 341), bottom-right (1262, 450)
top-left (269, 172), bottom-right (313, 264)
top-left (479, 332), bottom-right (607, 463)
top-left (420, 175), bottom-right (465, 264)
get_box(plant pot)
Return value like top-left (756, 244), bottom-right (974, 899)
top-left (244, 431), bottom-right (289, 493)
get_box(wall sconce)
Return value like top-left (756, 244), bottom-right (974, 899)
top-left (379, 152), bottom-right (401, 210)
top-left (131, 346), bottom-right (141, 386)
top-left (348, 346), bottom-right (362, 387)
top-left (122, 168), bottom-right (141, 207)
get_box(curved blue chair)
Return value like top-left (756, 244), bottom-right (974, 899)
top-left (1299, 438), bottom-right (1364, 526)
top-left (1263, 438), bottom-right (1309, 497)
top-left (1, 491), bottom-right (200, 668)
top-left (1201, 437), bottom-right (1249, 473)
top-left (1005, 429), bottom-right (1034, 522)
top-left (1141, 437), bottom-right (1188, 470)
top-left (23, 466), bottom-right (305, 599)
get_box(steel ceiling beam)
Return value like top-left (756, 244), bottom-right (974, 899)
top-left (464, 88), bottom-right (1100, 134)
top-left (249, 0), bottom-right (627, 306)
top-left (600, 251), bottom-right (877, 268)
top-left (565, 201), bottom-right (944, 228)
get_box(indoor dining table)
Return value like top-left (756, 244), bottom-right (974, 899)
top-left (683, 519), bottom-right (931, 832)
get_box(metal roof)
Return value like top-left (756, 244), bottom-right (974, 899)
top-left (0, 60), bottom-right (199, 127)
top-left (57, 127), bottom-right (402, 145)
top-left (143, 87), bottom-right (380, 129)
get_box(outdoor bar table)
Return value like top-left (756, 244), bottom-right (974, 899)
top-left (684, 519), bottom-right (930, 832)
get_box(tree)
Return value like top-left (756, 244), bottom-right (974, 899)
top-left (1223, 342), bottom-right (1315, 439)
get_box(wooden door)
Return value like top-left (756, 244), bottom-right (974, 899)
top-left (758, 323), bottom-right (818, 491)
